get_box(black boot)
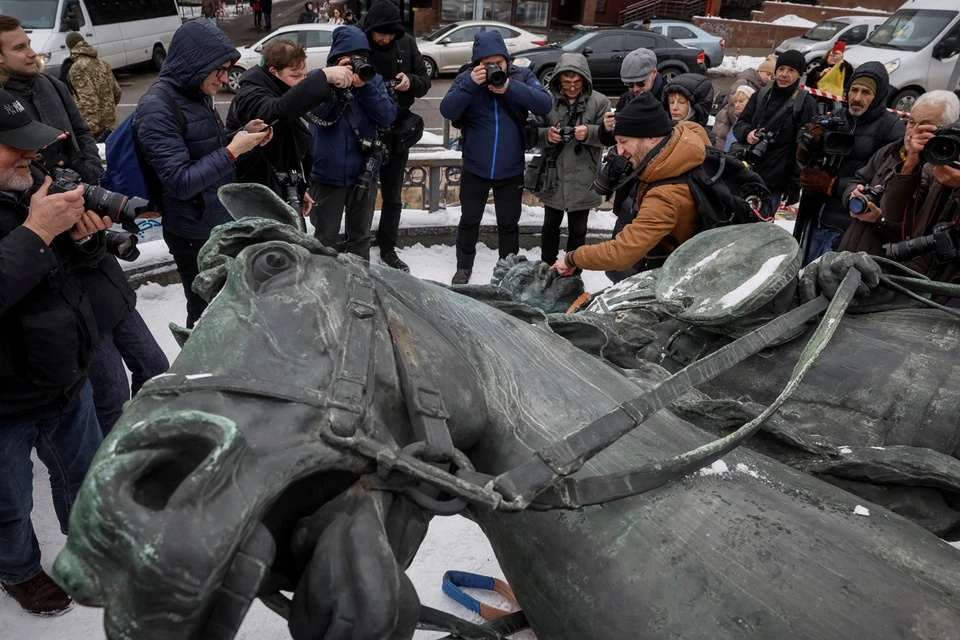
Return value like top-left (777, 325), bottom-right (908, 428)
top-left (451, 268), bottom-right (472, 285)
top-left (380, 249), bottom-right (410, 273)
top-left (1, 570), bottom-right (74, 617)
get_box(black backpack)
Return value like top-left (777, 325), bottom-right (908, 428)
top-left (60, 56), bottom-right (75, 95)
top-left (649, 146), bottom-right (774, 230)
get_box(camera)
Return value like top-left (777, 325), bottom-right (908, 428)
top-left (922, 123), bottom-right (960, 168)
top-left (354, 138), bottom-right (387, 200)
top-left (348, 55), bottom-right (376, 83)
top-left (797, 115), bottom-right (855, 170)
top-left (590, 148), bottom-right (633, 197)
top-left (274, 170), bottom-right (305, 212)
top-left (484, 62), bottom-right (507, 89)
top-left (47, 168), bottom-right (148, 234)
top-left (743, 129), bottom-right (776, 166)
top-left (383, 78), bottom-right (398, 102)
top-left (849, 185), bottom-right (884, 215)
top-left (104, 229), bottom-right (140, 261)
top-left (884, 222), bottom-right (960, 263)
top-left (560, 126), bottom-right (576, 145)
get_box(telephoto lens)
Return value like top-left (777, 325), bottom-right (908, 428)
top-left (484, 63), bottom-right (508, 89)
top-left (104, 229), bottom-right (140, 261)
top-left (48, 168), bottom-right (148, 234)
top-left (349, 56), bottom-right (376, 83)
top-left (590, 149), bottom-right (632, 197)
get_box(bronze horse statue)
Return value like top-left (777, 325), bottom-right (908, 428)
top-left (54, 187), bottom-right (960, 640)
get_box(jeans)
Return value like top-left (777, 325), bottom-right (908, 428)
top-left (254, 9), bottom-right (262, 25)
top-left (376, 147), bottom-right (410, 254)
top-left (0, 381), bottom-right (102, 585)
top-left (163, 229), bottom-right (208, 329)
top-left (541, 206), bottom-right (589, 265)
top-left (801, 224), bottom-right (843, 266)
top-left (456, 170), bottom-right (523, 270)
top-left (309, 181), bottom-right (376, 260)
top-left (264, 9), bottom-right (272, 29)
top-left (87, 311), bottom-right (169, 436)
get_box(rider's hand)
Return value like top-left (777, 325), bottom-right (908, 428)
top-left (23, 177), bottom-right (85, 244)
top-left (547, 126), bottom-right (561, 144)
top-left (574, 125), bottom-right (588, 141)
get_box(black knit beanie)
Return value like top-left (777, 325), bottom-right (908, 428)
top-left (776, 50), bottom-right (806, 75)
top-left (613, 91), bottom-right (673, 138)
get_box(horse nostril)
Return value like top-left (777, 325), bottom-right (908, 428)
top-left (132, 434), bottom-right (217, 511)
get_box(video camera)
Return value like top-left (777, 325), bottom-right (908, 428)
top-left (47, 167), bottom-right (148, 235)
top-left (922, 123), bottom-right (960, 168)
top-left (484, 63), bottom-right (508, 89)
top-left (591, 148), bottom-right (632, 197)
top-left (797, 114), bottom-right (855, 171)
top-left (849, 185), bottom-right (884, 215)
top-left (884, 222), bottom-right (960, 264)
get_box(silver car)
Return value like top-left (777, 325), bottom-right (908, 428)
top-left (776, 16), bottom-right (888, 75)
top-left (416, 21), bottom-right (548, 77)
top-left (626, 19), bottom-right (724, 68)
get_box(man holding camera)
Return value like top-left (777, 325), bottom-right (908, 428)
top-left (307, 25), bottom-right (397, 260)
top-left (361, 0), bottom-right (431, 272)
top-left (134, 21), bottom-right (272, 329)
top-left (439, 31), bottom-right (551, 285)
top-left (794, 62), bottom-right (904, 264)
top-left (226, 39), bottom-right (353, 215)
top-left (839, 90), bottom-right (960, 256)
top-left (732, 50), bottom-right (817, 212)
top-left (0, 90), bottom-right (110, 616)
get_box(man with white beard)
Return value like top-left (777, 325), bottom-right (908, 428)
top-left (0, 88), bottom-right (110, 618)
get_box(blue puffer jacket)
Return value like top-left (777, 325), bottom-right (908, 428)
top-left (439, 31), bottom-right (551, 180)
top-left (133, 21), bottom-right (240, 239)
top-left (308, 26), bottom-right (397, 187)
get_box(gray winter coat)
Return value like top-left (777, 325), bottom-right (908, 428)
top-left (536, 53), bottom-right (610, 212)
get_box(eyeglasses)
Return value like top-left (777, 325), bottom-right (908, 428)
top-left (214, 65), bottom-right (231, 77)
top-left (628, 81), bottom-right (647, 89)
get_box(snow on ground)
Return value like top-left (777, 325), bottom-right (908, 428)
top-left (708, 55), bottom-right (768, 78)
top-left (770, 14), bottom-right (817, 28)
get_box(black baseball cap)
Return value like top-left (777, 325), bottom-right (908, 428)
top-left (0, 88), bottom-right (62, 151)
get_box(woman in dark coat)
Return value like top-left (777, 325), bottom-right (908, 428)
top-left (662, 73), bottom-right (716, 144)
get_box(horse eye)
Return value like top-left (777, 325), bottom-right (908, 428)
top-left (252, 249), bottom-right (296, 283)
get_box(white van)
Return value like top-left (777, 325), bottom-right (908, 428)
top-left (0, 0), bottom-right (182, 77)
top-left (844, 0), bottom-right (960, 112)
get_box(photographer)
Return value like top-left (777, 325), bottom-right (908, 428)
top-left (360, 0), bottom-right (431, 272)
top-left (839, 91), bottom-right (959, 255)
top-left (533, 53), bottom-right (609, 266)
top-left (439, 31), bottom-right (551, 285)
top-left (732, 50), bottom-right (817, 212)
top-left (795, 62), bottom-right (904, 264)
top-left (551, 92), bottom-right (708, 279)
top-left (134, 21), bottom-right (272, 328)
top-left (0, 92), bottom-right (110, 616)
top-left (307, 26), bottom-right (396, 260)
top-left (226, 39), bottom-right (353, 215)
top-left (879, 117), bottom-right (960, 288)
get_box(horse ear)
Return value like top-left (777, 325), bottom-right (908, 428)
top-left (218, 183), bottom-right (305, 230)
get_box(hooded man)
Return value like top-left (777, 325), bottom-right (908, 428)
top-left (64, 32), bottom-right (122, 140)
top-left (360, 0), bottom-right (431, 272)
top-left (551, 92), bottom-right (709, 279)
top-left (306, 25), bottom-right (396, 261)
top-left (795, 61), bottom-right (905, 264)
top-left (134, 20), bottom-right (272, 328)
top-left (439, 30), bottom-right (551, 285)
top-left (732, 49), bottom-right (818, 212)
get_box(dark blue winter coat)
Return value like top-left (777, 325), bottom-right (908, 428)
top-left (439, 31), bottom-right (551, 180)
top-left (133, 21), bottom-right (241, 240)
top-left (308, 26), bottom-right (397, 187)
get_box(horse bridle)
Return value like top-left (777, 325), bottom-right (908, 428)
top-left (140, 260), bottom-right (863, 514)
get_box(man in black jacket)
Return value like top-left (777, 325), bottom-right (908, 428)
top-left (733, 50), bottom-right (818, 213)
top-left (0, 15), bottom-right (103, 182)
top-left (794, 61), bottom-right (905, 264)
top-left (226, 38), bottom-right (352, 214)
top-left (360, 0), bottom-right (431, 272)
top-left (0, 89), bottom-right (110, 617)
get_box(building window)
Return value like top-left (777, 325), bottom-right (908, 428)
top-left (441, 0), bottom-right (473, 21)
top-left (515, 0), bottom-right (547, 27)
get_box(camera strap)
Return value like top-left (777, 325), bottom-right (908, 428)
top-left (343, 104), bottom-right (367, 148)
top-left (756, 87), bottom-right (806, 138)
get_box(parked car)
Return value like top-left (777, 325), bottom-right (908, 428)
top-left (845, 0), bottom-right (960, 112)
top-left (8, 0), bottom-right (181, 77)
top-left (625, 19), bottom-right (724, 68)
top-left (416, 20), bottom-right (548, 77)
top-left (227, 23), bottom-right (338, 92)
top-left (776, 16), bottom-right (888, 75)
top-left (512, 28), bottom-right (705, 93)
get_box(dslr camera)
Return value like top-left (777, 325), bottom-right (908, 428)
top-left (348, 55), bottom-right (376, 83)
top-left (884, 221), bottom-right (960, 264)
top-left (849, 185), bottom-right (884, 215)
top-left (590, 148), bottom-right (633, 197)
top-left (560, 125), bottom-right (576, 145)
top-left (484, 63), bottom-right (508, 89)
top-left (275, 169), bottom-right (305, 210)
top-left (48, 167), bottom-right (148, 234)
top-left (383, 78), bottom-right (398, 102)
top-left (797, 114), bottom-right (855, 170)
top-left (355, 138), bottom-right (388, 200)
top-left (922, 123), bottom-right (960, 168)
top-left (743, 128), bottom-right (776, 166)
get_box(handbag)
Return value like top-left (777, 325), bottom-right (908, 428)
top-left (523, 154), bottom-right (559, 195)
top-left (391, 110), bottom-right (424, 154)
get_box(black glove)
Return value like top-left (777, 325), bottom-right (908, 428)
top-left (783, 183), bottom-right (801, 207)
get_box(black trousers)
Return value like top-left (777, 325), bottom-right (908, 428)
top-left (309, 181), bottom-right (376, 260)
top-left (541, 206), bottom-right (589, 265)
top-left (376, 147), bottom-right (410, 254)
top-left (456, 170), bottom-right (523, 270)
top-left (163, 229), bottom-right (208, 329)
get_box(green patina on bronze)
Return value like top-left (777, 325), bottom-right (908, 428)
top-left (54, 187), bottom-right (960, 640)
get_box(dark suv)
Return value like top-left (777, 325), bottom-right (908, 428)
top-left (511, 28), bottom-right (705, 93)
